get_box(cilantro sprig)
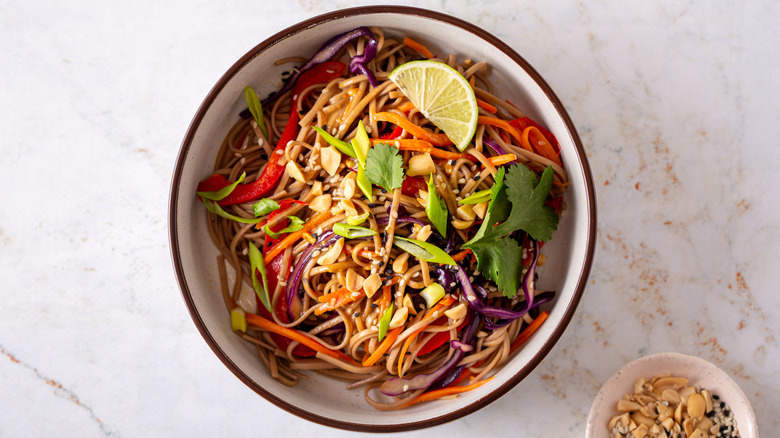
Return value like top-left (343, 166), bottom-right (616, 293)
top-left (463, 164), bottom-right (558, 298)
top-left (365, 143), bottom-right (404, 192)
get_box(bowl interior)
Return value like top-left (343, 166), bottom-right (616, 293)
top-left (586, 352), bottom-right (758, 438)
top-left (170, 7), bottom-right (595, 431)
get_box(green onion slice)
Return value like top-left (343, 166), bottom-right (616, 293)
top-left (425, 173), bottom-right (448, 237)
top-left (252, 198), bottom-right (280, 217)
top-left (248, 242), bottom-right (271, 312)
top-left (347, 212), bottom-right (370, 226)
top-left (244, 86), bottom-right (268, 139)
top-left (312, 126), bottom-right (356, 158)
top-left (197, 172), bottom-right (245, 201)
top-left (203, 199), bottom-right (263, 224)
top-left (420, 283), bottom-right (446, 308)
top-left (264, 216), bottom-right (304, 239)
top-left (393, 236), bottom-right (456, 265)
top-left (356, 166), bottom-right (373, 202)
top-left (333, 222), bottom-right (378, 239)
top-left (351, 120), bottom-right (371, 167)
top-left (378, 303), bottom-right (394, 342)
top-left (458, 188), bottom-right (492, 205)
top-left (230, 308), bottom-right (248, 332)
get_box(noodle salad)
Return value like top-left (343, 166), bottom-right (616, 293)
top-left (195, 27), bottom-right (567, 410)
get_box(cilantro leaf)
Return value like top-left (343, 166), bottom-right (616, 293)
top-left (365, 143), bottom-right (404, 192)
top-left (467, 237), bottom-right (523, 298)
top-left (463, 164), bottom-right (558, 297)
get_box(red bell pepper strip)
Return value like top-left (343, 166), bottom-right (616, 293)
top-left (418, 312), bottom-right (470, 356)
top-left (205, 61), bottom-right (347, 206)
top-left (379, 126), bottom-right (404, 139)
top-left (400, 176), bottom-right (427, 197)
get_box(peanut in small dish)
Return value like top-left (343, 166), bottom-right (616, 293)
top-left (607, 374), bottom-right (739, 438)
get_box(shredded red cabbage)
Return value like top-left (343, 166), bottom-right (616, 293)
top-left (264, 27), bottom-right (378, 105)
top-left (285, 230), bottom-right (339, 320)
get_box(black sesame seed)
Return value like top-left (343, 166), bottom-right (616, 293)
top-left (448, 160), bottom-right (456, 165)
top-left (370, 303), bottom-right (378, 308)
top-left (713, 394), bottom-right (720, 400)
top-left (720, 401), bottom-right (725, 408)
top-left (723, 408), bottom-right (730, 416)
top-left (472, 175), bottom-right (480, 181)
top-left (380, 187), bottom-right (387, 193)
top-left (353, 312), bottom-right (360, 317)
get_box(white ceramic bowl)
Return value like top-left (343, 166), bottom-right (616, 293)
top-left (169, 6), bottom-right (596, 431)
top-left (586, 352), bottom-right (758, 438)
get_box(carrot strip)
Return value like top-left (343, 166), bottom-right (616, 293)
top-left (370, 138), bottom-right (473, 161)
top-left (245, 313), bottom-right (340, 359)
top-left (375, 112), bottom-right (452, 146)
top-left (400, 376), bottom-right (494, 407)
top-left (522, 126), bottom-right (562, 166)
top-left (509, 311), bottom-right (549, 353)
top-left (477, 116), bottom-right (531, 152)
top-left (451, 249), bottom-right (473, 262)
top-left (476, 99), bottom-right (497, 114)
top-left (397, 101), bottom-right (416, 113)
top-left (487, 154), bottom-right (517, 167)
top-left (403, 36), bottom-right (433, 58)
top-left (315, 287), bottom-right (364, 315)
top-left (263, 211), bottom-right (333, 263)
top-left (362, 326), bottom-right (403, 367)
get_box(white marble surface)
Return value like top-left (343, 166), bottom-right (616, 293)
top-left (1, 0), bottom-right (778, 436)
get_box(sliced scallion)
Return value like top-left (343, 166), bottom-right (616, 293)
top-left (333, 222), bottom-right (378, 239)
top-left (393, 236), bottom-right (456, 265)
top-left (252, 198), bottom-right (280, 217)
top-left (458, 188), bottom-right (492, 205)
top-left (248, 242), bottom-right (271, 312)
top-left (378, 303), bottom-right (393, 342)
top-left (312, 126), bottom-right (357, 158)
top-left (264, 216), bottom-right (304, 239)
top-left (197, 172), bottom-right (246, 201)
top-left (425, 173), bottom-right (448, 237)
top-left (244, 86), bottom-right (268, 139)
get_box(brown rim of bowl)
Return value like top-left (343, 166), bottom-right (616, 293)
top-left (169, 5), bottom-right (596, 432)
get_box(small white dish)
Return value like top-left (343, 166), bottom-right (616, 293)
top-left (586, 352), bottom-right (757, 438)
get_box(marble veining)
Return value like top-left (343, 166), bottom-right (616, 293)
top-left (1, 0), bottom-right (778, 436)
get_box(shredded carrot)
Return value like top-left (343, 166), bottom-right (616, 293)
top-left (400, 376), bottom-right (494, 407)
top-left (522, 126), bottom-right (562, 166)
top-left (477, 116), bottom-right (531, 152)
top-left (263, 211), bottom-right (333, 263)
top-left (315, 287), bottom-right (364, 315)
top-left (245, 313), bottom-right (340, 359)
top-left (476, 99), bottom-right (497, 114)
top-left (363, 326), bottom-right (403, 367)
top-left (451, 248), bottom-right (473, 262)
top-left (509, 311), bottom-right (549, 353)
top-left (397, 101), bottom-right (416, 113)
top-left (487, 154), bottom-right (517, 167)
top-left (403, 36), bottom-right (433, 58)
top-left (370, 138), bottom-right (472, 161)
top-left (375, 112), bottom-right (452, 146)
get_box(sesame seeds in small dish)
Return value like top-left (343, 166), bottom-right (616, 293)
top-left (586, 353), bottom-right (757, 438)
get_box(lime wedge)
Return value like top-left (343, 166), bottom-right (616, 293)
top-left (389, 60), bottom-right (478, 151)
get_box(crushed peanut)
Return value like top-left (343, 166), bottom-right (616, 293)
top-left (607, 374), bottom-right (739, 438)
